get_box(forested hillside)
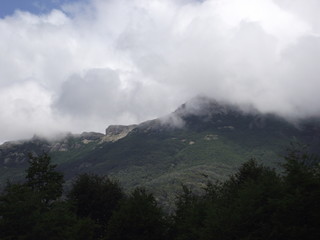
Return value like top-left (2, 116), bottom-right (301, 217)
top-left (1, 146), bottom-right (319, 240)
top-left (1, 98), bottom-right (320, 208)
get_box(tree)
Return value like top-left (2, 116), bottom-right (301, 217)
top-left (26, 153), bottom-right (64, 204)
top-left (30, 201), bottom-right (96, 240)
top-left (272, 147), bottom-right (320, 240)
top-left (67, 173), bottom-right (124, 238)
top-left (0, 183), bottom-right (42, 239)
top-left (170, 185), bottom-right (208, 240)
top-left (0, 153), bottom-right (94, 240)
top-left (106, 188), bottom-right (167, 240)
top-left (170, 151), bottom-right (320, 240)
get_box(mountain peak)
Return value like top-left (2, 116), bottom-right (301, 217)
top-left (174, 96), bottom-right (258, 118)
top-left (103, 125), bottom-right (137, 142)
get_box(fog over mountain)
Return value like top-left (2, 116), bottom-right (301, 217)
top-left (1, 0), bottom-right (320, 142)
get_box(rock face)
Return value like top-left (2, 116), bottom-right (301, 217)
top-left (0, 126), bottom-right (137, 167)
top-left (102, 125), bottom-right (137, 142)
top-left (49, 132), bottom-right (105, 152)
top-left (1, 96), bottom-right (320, 206)
top-left (0, 132), bottom-right (105, 166)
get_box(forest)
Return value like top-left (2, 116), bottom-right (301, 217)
top-left (0, 146), bottom-right (319, 240)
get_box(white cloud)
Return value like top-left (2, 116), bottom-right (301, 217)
top-left (0, 0), bottom-right (319, 142)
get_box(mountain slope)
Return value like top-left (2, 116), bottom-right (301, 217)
top-left (1, 97), bottom-right (320, 207)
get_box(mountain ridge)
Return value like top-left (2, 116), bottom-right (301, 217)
top-left (1, 97), bottom-right (320, 207)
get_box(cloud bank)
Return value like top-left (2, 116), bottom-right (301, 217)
top-left (0, 0), bottom-right (320, 142)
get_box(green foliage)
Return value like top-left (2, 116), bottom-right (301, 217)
top-left (0, 183), bottom-right (42, 239)
top-left (170, 148), bottom-right (320, 240)
top-left (202, 160), bottom-right (282, 240)
top-left (28, 201), bottom-right (96, 240)
top-left (0, 113), bottom-right (308, 200)
top-left (106, 188), bottom-right (167, 240)
top-left (26, 153), bottom-right (64, 204)
top-left (170, 185), bottom-right (209, 240)
top-left (0, 153), bottom-right (95, 240)
top-left (1, 147), bottom-right (320, 240)
top-left (273, 146), bottom-right (320, 239)
top-left (67, 173), bottom-right (124, 238)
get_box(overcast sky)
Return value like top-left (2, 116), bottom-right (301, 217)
top-left (0, 0), bottom-right (320, 142)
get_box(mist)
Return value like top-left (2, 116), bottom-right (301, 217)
top-left (0, 0), bottom-right (320, 142)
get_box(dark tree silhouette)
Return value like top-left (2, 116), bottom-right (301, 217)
top-left (67, 173), bottom-right (124, 238)
top-left (26, 153), bottom-right (64, 204)
top-left (106, 187), bottom-right (167, 240)
top-left (0, 153), bottom-right (94, 240)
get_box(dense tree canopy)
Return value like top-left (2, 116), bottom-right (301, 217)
top-left (67, 173), bottom-right (124, 238)
top-left (106, 187), bottom-right (167, 240)
top-left (26, 153), bottom-right (64, 204)
top-left (170, 149), bottom-right (320, 240)
top-left (0, 148), bottom-right (319, 240)
top-left (0, 153), bottom-right (94, 240)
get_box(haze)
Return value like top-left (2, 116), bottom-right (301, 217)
top-left (0, 0), bottom-right (320, 142)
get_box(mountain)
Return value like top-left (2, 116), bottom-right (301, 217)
top-left (1, 97), bottom-right (320, 208)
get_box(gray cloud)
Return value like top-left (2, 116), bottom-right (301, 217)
top-left (54, 69), bottom-right (121, 117)
top-left (0, 0), bottom-right (320, 142)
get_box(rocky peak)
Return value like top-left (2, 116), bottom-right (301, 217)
top-left (102, 125), bottom-right (137, 142)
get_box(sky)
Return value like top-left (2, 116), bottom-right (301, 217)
top-left (0, 0), bottom-right (320, 142)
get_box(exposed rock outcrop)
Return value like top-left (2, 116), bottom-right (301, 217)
top-left (102, 125), bottom-right (137, 142)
